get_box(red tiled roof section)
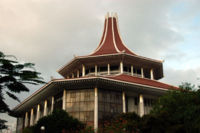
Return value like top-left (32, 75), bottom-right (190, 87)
top-left (90, 14), bottom-right (136, 56)
top-left (105, 74), bottom-right (179, 90)
top-left (112, 17), bottom-right (135, 55)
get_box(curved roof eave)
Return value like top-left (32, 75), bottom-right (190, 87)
top-left (12, 75), bottom-right (178, 114)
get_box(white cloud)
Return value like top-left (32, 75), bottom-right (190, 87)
top-left (1, 0), bottom-right (200, 129)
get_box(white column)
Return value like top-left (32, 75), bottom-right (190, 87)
top-left (139, 94), bottom-right (144, 117)
top-left (94, 87), bottom-right (98, 132)
top-left (43, 100), bottom-right (47, 116)
top-left (122, 91), bottom-right (126, 113)
top-left (107, 64), bottom-right (110, 75)
top-left (51, 96), bottom-right (54, 113)
top-left (120, 61), bottom-right (123, 74)
top-left (30, 108), bottom-right (34, 126)
top-left (150, 69), bottom-right (154, 80)
top-left (36, 104), bottom-right (40, 122)
top-left (141, 68), bottom-right (144, 78)
top-left (95, 65), bottom-right (98, 76)
top-left (82, 65), bottom-right (85, 76)
top-left (77, 70), bottom-right (80, 78)
top-left (24, 112), bottom-right (28, 127)
top-left (131, 65), bottom-right (133, 76)
top-left (62, 90), bottom-right (66, 110)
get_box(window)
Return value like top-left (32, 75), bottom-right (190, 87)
top-left (66, 90), bottom-right (94, 123)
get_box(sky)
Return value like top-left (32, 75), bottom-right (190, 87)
top-left (0, 0), bottom-right (200, 131)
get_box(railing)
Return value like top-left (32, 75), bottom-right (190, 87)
top-left (85, 71), bottom-right (142, 78)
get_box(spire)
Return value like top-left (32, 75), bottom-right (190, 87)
top-left (90, 12), bottom-right (136, 56)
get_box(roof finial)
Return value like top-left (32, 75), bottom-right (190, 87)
top-left (114, 12), bottom-right (118, 18)
top-left (106, 12), bottom-right (110, 18)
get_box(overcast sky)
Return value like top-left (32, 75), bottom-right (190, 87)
top-left (1, 0), bottom-right (200, 131)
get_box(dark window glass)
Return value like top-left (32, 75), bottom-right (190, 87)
top-left (110, 65), bottom-right (119, 71)
top-left (134, 97), bottom-right (138, 105)
top-left (99, 66), bottom-right (107, 71)
top-left (90, 68), bottom-right (95, 72)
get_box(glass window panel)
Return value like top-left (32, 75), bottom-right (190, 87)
top-left (66, 102), bottom-right (73, 112)
top-left (89, 91), bottom-right (94, 101)
top-left (74, 112), bottom-right (79, 120)
top-left (84, 91), bottom-right (90, 101)
top-left (80, 112), bottom-right (85, 121)
top-left (110, 93), bottom-right (115, 103)
top-left (98, 102), bottom-right (104, 112)
top-left (105, 103), bottom-right (110, 112)
top-left (66, 92), bottom-right (71, 102)
top-left (80, 91), bottom-right (85, 102)
top-left (98, 111), bottom-right (103, 119)
top-left (72, 102), bottom-right (79, 112)
top-left (80, 102), bottom-right (87, 111)
top-left (98, 92), bottom-right (102, 102)
top-left (87, 102), bottom-right (94, 111)
top-left (106, 93), bottom-right (110, 102)
top-left (87, 112), bottom-right (94, 121)
top-left (76, 92), bottom-right (80, 102)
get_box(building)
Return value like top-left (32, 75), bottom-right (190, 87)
top-left (12, 13), bottom-right (179, 133)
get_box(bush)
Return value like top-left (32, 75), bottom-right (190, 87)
top-left (34, 109), bottom-right (85, 133)
top-left (22, 127), bottom-right (34, 133)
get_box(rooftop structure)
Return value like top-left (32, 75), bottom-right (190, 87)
top-left (12, 13), bottom-right (179, 133)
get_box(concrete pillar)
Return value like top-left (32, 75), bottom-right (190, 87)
top-left (141, 68), bottom-right (144, 78)
top-left (43, 100), bottom-right (47, 116)
top-left (131, 65), bottom-right (133, 76)
top-left (120, 61), bottom-right (123, 74)
top-left (122, 91), bottom-right (126, 113)
top-left (51, 96), bottom-right (54, 113)
top-left (94, 87), bottom-right (98, 132)
top-left (82, 65), bottom-right (85, 76)
top-left (150, 69), bottom-right (154, 80)
top-left (108, 64), bottom-right (110, 75)
top-left (24, 112), bottom-right (28, 127)
top-left (62, 90), bottom-right (66, 110)
top-left (36, 104), bottom-right (40, 122)
top-left (30, 108), bottom-right (34, 126)
top-left (95, 65), bottom-right (98, 76)
top-left (139, 94), bottom-right (144, 117)
top-left (77, 70), bottom-right (79, 78)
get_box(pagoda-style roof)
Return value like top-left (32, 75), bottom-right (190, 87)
top-left (58, 13), bottom-right (164, 79)
top-left (90, 13), bottom-right (136, 56)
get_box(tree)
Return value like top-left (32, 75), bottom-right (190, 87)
top-left (140, 82), bottom-right (200, 133)
top-left (32, 109), bottom-right (85, 133)
top-left (99, 112), bottom-right (141, 133)
top-left (0, 51), bottom-right (45, 129)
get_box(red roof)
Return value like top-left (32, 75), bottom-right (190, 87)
top-left (90, 13), bottom-right (136, 56)
top-left (104, 74), bottom-right (179, 90)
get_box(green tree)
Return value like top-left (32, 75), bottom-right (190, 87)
top-left (0, 51), bottom-right (45, 129)
top-left (140, 82), bottom-right (200, 133)
top-left (99, 112), bottom-right (141, 133)
top-left (33, 109), bottom-right (85, 133)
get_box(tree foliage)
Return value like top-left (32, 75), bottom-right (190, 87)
top-left (141, 82), bottom-right (200, 133)
top-left (32, 109), bottom-right (85, 133)
top-left (100, 82), bottom-right (200, 133)
top-left (0, 51), bottom-right (45, 129)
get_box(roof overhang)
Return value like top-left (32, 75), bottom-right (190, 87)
top-left (11, 75), bottom-right (174, 116)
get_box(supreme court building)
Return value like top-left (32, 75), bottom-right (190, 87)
top-left (12, 13), bottom-right (179, 133)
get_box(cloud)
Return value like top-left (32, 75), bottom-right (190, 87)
top-left (161, 67), bottom-right (200, 87)
top-left (1, 0), bottom-right (200, 130)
